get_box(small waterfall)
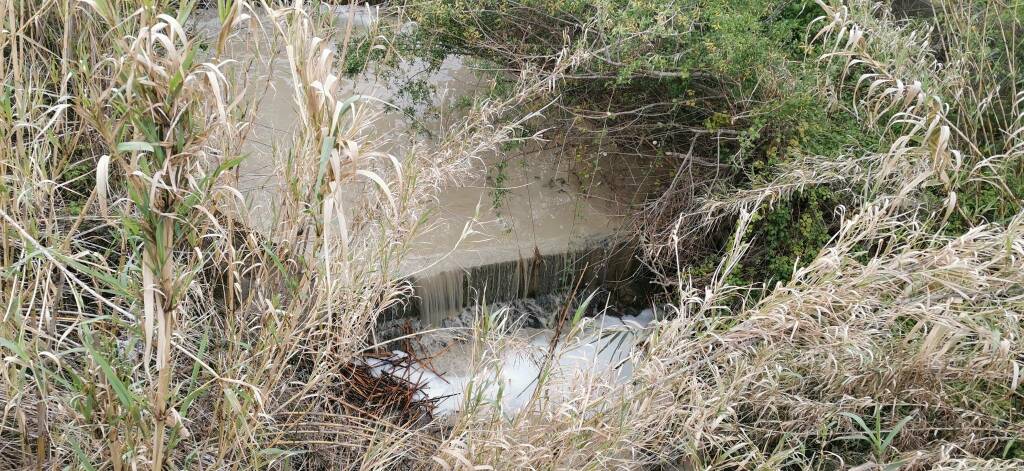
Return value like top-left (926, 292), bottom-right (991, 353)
top-left (412, 270), bottom-right (466, 323)
top-left (404, 237), bottom-right (640, 325)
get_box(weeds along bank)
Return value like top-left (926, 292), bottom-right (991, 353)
top-left (0, 1), bottom-right (519, 468)
top-left (360, 0), bottom-right (1024, 468)
top-left (1, 1), bottom-right (1024, 471)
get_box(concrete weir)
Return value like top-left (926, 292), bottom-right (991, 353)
top-left (389, 140), bottom-right (632, 324)
top-left (204, 8), bottom-right (637, 326)
top-left (397, 237), bottom-right (641, 324)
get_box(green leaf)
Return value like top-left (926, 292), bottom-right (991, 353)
top-left (69, 439), bottom-right (99, 471)
top-left (262, 240), bottom-right (298, 292)
top-left (0, 337), bottom-right (30, 362)
top-left (83, 327), bottom-right (136, 409)
top-left (223, 387), bottom-right (242, 414)
top-left (334, 94), bottom-right (363, 118)
top-left (882, 460), bottom-right (906, 471)
top-left (314, 136), bottom-right (336, 199)
top-left (116, 141), bottom-right (155, 153)
top-left (571, 290), bottom-right (599, 326)
top-left (881, 414), bottom-right (914, 452)
top-left (179, 330), bottom-right (211, 417)
top-left (839, 411), bottom-right (872, 436)
top-left (259, 448), bottom-right (297, 457)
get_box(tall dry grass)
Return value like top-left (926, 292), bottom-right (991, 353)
top-left (0, 0), bottom-right (574, 466)
top-left (0, 0), bottom-right (486, 468)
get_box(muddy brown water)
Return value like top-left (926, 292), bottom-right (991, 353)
top-left (194, 7), bottom-right (637, 324)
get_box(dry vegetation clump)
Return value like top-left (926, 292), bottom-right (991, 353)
top-left (635, 203), bottom-right (1024, 468)
top-left (622, 0), bottom-right (1023, 468)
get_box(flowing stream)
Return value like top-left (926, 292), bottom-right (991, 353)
top-left (197, 6), bottom-right (649, 414)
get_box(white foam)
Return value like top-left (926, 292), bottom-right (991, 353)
top-left (372, 310), bottom-right (657, 416)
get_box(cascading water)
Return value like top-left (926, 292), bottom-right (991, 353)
top-left (406, 237), bottom-right (640, 325)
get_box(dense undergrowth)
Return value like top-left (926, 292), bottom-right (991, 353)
top-left (365, 0), bottom-right (1024, 468)
top-left (352, 0), bottom-right (876, 288)
top-left (2, 0), bottom-right (1023, 469)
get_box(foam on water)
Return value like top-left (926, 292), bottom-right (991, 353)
top-left (369, 308), bottom-right (656, 415)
